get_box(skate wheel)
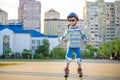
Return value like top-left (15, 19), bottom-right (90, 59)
top-left (78, 74), bottom-right (83, 80)
top-left (64, 75), bottom-right (67, 78)
top-left (64, 74), bottom-right (69, 78)
top-left (64, 73), bottom-right (69, 80)
top-left (79, 75), bottom-right (82, 77)
top-left (78, 73), bottom-right (83, 77)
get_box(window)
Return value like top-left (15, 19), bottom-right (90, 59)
top-left (91, 18), bottom-right (94, 20)
top-left (37, 40), bottom-right (41, 45)
top-left (95, 35), bottom-right (98, 37)
top-left (32, 40), bottom-right (35, 44)
top-left (3, 35), bottom-right (10, 54)
top-left (116, 24), bottom-right (119, 26)
top-left (32, 46), bottom-right (35, 50)
top-left (95, 28), bottom-right (98, 30)
top-left (95, 25), bottom-right (98, 27)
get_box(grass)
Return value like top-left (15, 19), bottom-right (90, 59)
top-left (0, 59), bottom-right (64, 66)
top-left (0, 59), bottom-right (64, 62)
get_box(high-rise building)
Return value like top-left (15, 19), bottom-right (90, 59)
top-left (114, 1), bottom-right (120, 38)
top-left (18, 0), bottom-right (41, 32)
top-left (44, 9), bottom-right (61, 36)
top-left (45, 9), bottom-right (60, 19)
top-left (0, 8), bottom-right (8, 24)
top-left (83, 0), bottom-right (120, 48)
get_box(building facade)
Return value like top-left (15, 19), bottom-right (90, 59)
top-left (45, 9), bottom-right (60, 19)
top-left (0, 9), bottom-right (8, 24)
top-left (83, 0), bottom-right (120, 48)
top-left (114, 1), bottom-right (120, 38)
top-left (44, 9), bottom-right (61, 36)
top-left (18, 0), bottom-right (41, 32)
top-left (44, 18), bottom-right (67, 36)
top-left (0, 24), bottom-right (58, 56)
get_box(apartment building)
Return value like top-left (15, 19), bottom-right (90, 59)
top-left (114, 1), bottom-right (120, 38)
top-left (84, 0), bottom-right (120, 48)
top-left (0, 9), bottom-right (8, 24)
top-left (18, 0), bottom-right (41, 32)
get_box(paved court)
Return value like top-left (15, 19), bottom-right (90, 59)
top-left (0, 59), bottom-right (120, 80)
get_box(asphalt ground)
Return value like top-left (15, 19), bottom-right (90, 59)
top-left (0, 59), bottom-right (120, 80)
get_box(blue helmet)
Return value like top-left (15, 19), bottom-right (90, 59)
top-left (67, 12), bottom-right (78, 20)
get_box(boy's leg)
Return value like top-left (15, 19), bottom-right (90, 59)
top-left (65, 47), bottom-right (73, 65)
top-left (74, 48), bottom-right (83, 76)
top-left (74, 48), bottom-right (82, 65)
top-left (64, 48), bottom-right (73, 73)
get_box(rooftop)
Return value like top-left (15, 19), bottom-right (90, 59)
top-left (0, 8), bottom-right (6, 13)
top-left (0, 24), bottom-right (58, 38)
top-left (0, 24), bottom-right (45, 37)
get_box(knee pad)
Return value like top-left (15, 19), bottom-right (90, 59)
top-left (76, 58), bottom-right (81, 64)
top-left (66, 58), bottom-right (72, 64)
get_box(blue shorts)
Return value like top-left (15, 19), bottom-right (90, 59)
top-left (66, 47), bottom-right (82, 60)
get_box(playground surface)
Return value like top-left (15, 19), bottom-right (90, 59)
top-left (0, 59), bottom-right (120, 80)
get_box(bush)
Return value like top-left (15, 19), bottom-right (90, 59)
top-left (1, 54), bottom-right (6, 59)
top-left (22, 49), bottom-right (32, 59)
top-left (82, 50), bottom-right (94, 59)
top-left (50, 47), bottom-right (66, 59)
top-left (10, 52), bottom-right (21, 59)
top-left (34, 53), bottom-right (44, 59)
top-left (22, 53), bottom-right (32, 59)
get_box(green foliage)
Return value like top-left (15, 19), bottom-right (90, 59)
top-left (81, 38), bottom-right (120, 59)
top-left (112, 38), bottom-right (120, 53)
top-left (82, 45), bottom-right (98, 59)
top-left (99, 42), bottom-right (110, 58)
top-left (4, 48), bottom-right (12, 55)
top-left (22, 49), bottom-right (32, 59)
top-left (34, 39), bottom-right (50, 59)
top-left (50, 46), bottom-right (66, 59)
top-left (82, 50), bottom-right (90, 59)
top-left (3, 48), bottom-right (12, 59)
top-left (99, 38), bottom-right (120, 58)
top-left (34, 53), bottom-right (44, 59)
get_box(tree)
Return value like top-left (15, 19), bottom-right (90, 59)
top-left (50, 46), bottom-right (66, 59)
top-left (112, 38), bottom-right (120, 54)
top-left (4, 48), bottom-right (12, 59)
top-left (82, 45), bottom-right (98, 58)
top-left (111, 38), bottom-right (120, 59)
top-left (98, 38), bottom-right (120, 59)
top-left (35, 39), bottom-right (50, 59)
top-left (100, 42), bottom-right (110, 58)
top-left (22, 49), bottom-right (32, 59)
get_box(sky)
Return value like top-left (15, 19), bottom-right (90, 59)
top-left (0, 0), bottom-right (116, 32)
top-left (0, 0), bottom-right (116, 20)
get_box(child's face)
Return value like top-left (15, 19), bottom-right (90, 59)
top-left (68, 17), bottom-right (78, 27)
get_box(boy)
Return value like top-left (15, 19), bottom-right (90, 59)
top-left (61, 12), bottom-right (87, 77)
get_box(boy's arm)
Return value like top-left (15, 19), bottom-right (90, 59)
top-left (60, 29), bottom-right (68, 42)
top-left (82, 34), bottom-right (87, 41)
top-left (82, 34), bottom-right (87, 44)
top-left (81, 31), bottom-right (87, 44)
